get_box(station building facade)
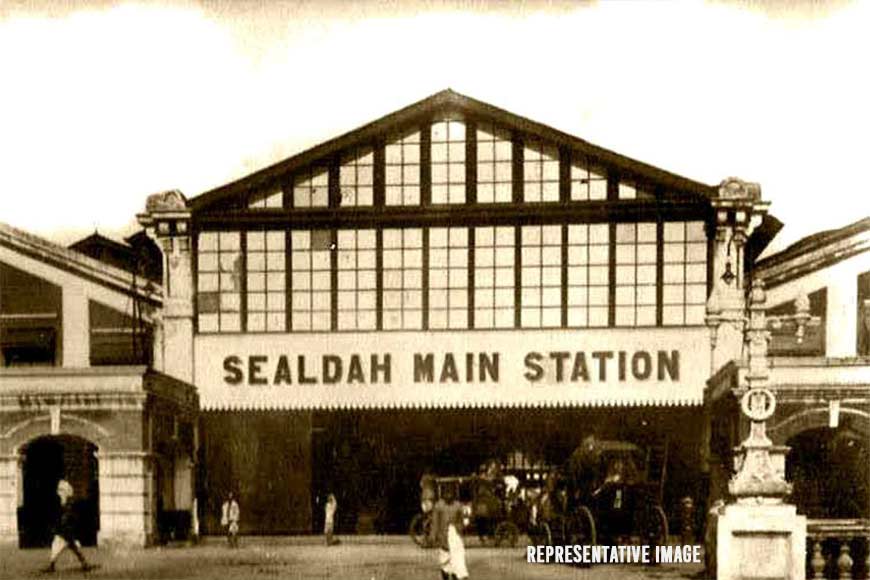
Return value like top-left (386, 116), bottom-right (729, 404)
top-left (136, 90), bottom-right (779, 536)
top-left (0, 223), bottom-right (198, 547)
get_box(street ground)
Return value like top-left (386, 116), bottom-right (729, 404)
top-left (0, 536), bottom-right (707, 580)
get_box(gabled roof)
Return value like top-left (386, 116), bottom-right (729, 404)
top-left (69, 231), bottom-right (131, 254)
top-left (192, 89), bottom-right (718, 212)
top-left (0, 221), bottom-right (161, 304)
top-left (753, 216), bottom-right (870, 289)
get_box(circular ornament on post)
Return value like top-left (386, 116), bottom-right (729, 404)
top-left (741, 388), bottom-right (776, 422)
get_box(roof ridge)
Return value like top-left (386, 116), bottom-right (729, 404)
top-left (0, 221), bottom-right (161, 302)
top-left (190, 88), bottom-right (717, 211)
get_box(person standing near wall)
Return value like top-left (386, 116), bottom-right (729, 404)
top-left (42, 480), bottom-right (96, 573)
top-left (324, 493), bottom-right (340, 546)
top-left (221, 492), bottom-right (240, 548)
top-left (430, 486), bottom-right (469, 580)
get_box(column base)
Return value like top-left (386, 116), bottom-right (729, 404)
top-left (717, 502), bottom-right (806, 580)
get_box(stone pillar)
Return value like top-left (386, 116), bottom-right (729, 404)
top-left (137, 190), bottom-right (194, 384)
top-left (0, 454), bottom-right (19, 545)
top-left (62, 284), bottom-right (90, 367)
top-left (717, 283), bottom-right (807, 580)
top-left (706, 178), bottom-right (771, 373)
top-left (98, 451), bottom-right (155, 547)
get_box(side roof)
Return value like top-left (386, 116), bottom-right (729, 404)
top-left (0, 221), bottom-right (161, 305)
top-left (753, 217), bottom-right (870, 289)
top-left (69, 232), bottom-right (132, 254)
top-left (191, 88), bottom-right (718, 211)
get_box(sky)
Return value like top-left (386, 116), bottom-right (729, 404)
top-left (0, 0), bottom-right (867, 256)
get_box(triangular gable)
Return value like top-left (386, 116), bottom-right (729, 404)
top-left (754, 217), bottom-right (870, 290)
top-left (0, 222), bottom-right (161, 318)
top-left (192, 89), bottom-right (717, 212)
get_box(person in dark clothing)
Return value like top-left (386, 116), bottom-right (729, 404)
top-left (42, 480), bottom-right (95, 573)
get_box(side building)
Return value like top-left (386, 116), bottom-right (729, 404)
top-left (0, 223), bottom-right (197, 547)
top-left (706, 217), bottom-right (870, 576)
top-left (138, 89), bottom-right (778, 536)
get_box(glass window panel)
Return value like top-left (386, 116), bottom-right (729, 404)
top-left (687, 221), bottom-right (707, 242)
top-left (615, 308), bottom-right (635, 326)
top-left (637, 306), bottom-right (656, 326)
top-left (589, 307), bottom-right (608, 326)
top-left (618, 182), bottom-right (636, 199)
top-left (247, 313), bottom-right (265, 331)
top-left (523, 139), bottom-right (559, 203)
top-left (294, 167), bottom-right (329, 208)
top-left (567, 308), bottom-right (587, 327)
top-left (687, 264), bottom-right (707, 283)
top-left (589, 179), bottom-right (607, 200)
top-left (686, 284), bottom-right (708, 304)
top-left (564, 224), bottom-right (610, 327)
top-left (663, 221), bottom-right (708, 326)
top-left (198, 314), bottom-right (218, 332)
top-left (220, 313), bottom-right (241, 332)
top-left (197, 230), bottom-right (244, 333)
top-left (430, 118), bottom-right (465, 205)
top-left (686, 305), bottom-right (706, 324)
top-left (663, 305), bottom-right (684, 325)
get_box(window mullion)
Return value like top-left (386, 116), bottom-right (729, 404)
top-left (373, 141), bottom-right (385, 207)
top-left (422, 228), bottom-right (430, 330)
top-left (330, 230), bottom-right (338, 332)
top-left (421, 120), bottom-right (432, 206)
top-left (466, 119), bottom-right (477, 204)
top-left (376, 229), bottom-right (383, 330)
top-left (468, 228), bottom-right (476, 329)
top-left (656, 220), bottom-right (664, 327)
top-left (608, 223), bottom-right (616, 327)
top-left (514, 226), bottom-right (522, 328)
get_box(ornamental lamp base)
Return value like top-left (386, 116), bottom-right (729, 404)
top-left (716, 503), bottom-right (806, 580)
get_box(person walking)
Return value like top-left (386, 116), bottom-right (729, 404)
top-left (221, 492), bottom-right (240, 548)
top-left (42, 480), bottom-right (96, 573)
top-left (324, 493), bottom-right (340, 546)
top-left (430, 486), bottom-right (469, 580)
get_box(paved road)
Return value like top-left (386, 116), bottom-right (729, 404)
top-left (0, 536), bottom-right (707, 580)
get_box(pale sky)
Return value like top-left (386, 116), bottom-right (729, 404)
top-left (1, 0), bottom-right (867, 256)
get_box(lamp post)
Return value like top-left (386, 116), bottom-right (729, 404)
top-left (708, 279), bottom-right (814, 580)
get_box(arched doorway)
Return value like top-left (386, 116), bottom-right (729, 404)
top-left (19, 435), bottom-right (99, 548)
top-left (786, 426), bottom-right (869, 519)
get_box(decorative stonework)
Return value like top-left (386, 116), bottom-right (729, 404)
top-left (144, 189), bottom-right (187, 214)
top-left (718, 177), bottom-right (762, 202)
top-left (138, 190), bottom-right (195, 384)
top-left (728, 282), bottom-right (793, 502)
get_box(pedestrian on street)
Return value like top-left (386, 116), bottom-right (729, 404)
top-left (430, 486), bottom-right (469, 580)
top-left (221, 492), bottom-right (240, 548)
top-left (324, 493), bottom-right (340, 546)
top-left (42, 479), bottom-right (96, 573)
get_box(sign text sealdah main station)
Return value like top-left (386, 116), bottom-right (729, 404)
top-left (222, 350), bottom-right (681, 386)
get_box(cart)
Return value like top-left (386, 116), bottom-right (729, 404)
top-left (532, 438), bottom-right (669, 548)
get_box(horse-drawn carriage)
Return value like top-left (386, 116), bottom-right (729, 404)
top-left (408, 473), bottom-right (527, 548)
top-left (410, 438), bottom-right (669, 550)
top-left (528, 438), bottom-right (669, 548)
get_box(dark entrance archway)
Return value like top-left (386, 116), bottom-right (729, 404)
top-left (786, 426), bottom-right (870, 520)
top-left (19, 435), bottom-right (99, 548)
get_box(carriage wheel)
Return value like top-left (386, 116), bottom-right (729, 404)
top-left (494, 522), bottom-right (520, 548)
top-left (409, 513), bottom-right (431, 548)
top-left (640, 505), bottom-right (669, 546)
top-left (568, 506), bottom-right (597, 546)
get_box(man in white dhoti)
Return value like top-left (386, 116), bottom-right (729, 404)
top-left (431, 486), bottom-right (469, 580)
